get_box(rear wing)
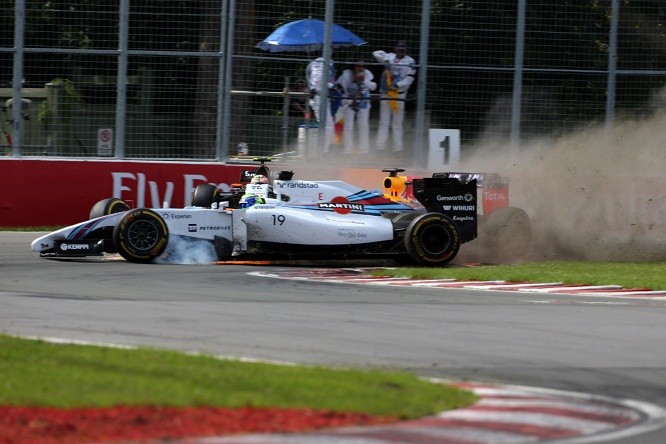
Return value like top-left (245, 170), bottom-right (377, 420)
top-left (434, 172), bottom-right (509, 217)
top-left (436, 172), bottom-right (508, 188)
top-left (413, 177), bottom-right (478, 243)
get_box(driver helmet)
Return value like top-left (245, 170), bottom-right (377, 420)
top-left (239, 194), bottom-right (265, 209)
top-left (251, 174), bottom-right (269, 184)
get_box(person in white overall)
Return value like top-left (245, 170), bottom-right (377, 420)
top-left (306, 56), bottom-right (336, 154)
top-left (373, 41), bottom-right (416, 155)
top-left (336, 60), bottom-right (377, 155)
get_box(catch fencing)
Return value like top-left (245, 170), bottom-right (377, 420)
top-left (2, 0), bottom-right (665, 167)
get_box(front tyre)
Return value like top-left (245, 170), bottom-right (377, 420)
top-left (113, 209), bottom-right (169, 263)
top-left (404, 213), bottom-right (460, 266)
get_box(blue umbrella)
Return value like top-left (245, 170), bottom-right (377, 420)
top-left (257, 19), bottom-right (366, 53)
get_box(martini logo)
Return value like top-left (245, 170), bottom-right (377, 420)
top-left (318, 196), bottom-right (365, 214)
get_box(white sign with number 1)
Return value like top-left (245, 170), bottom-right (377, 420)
top-left (428, 129), bottom-right (460, 169)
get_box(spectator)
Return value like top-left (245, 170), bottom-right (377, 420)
top-left (306, 55), bottom-right (336, 154)
top-left (289, 79), bottom-right (309, 119)
top-left (335, 60), bottom-right (377, 156)
top-left (373, 41), bottom-right (416, 156)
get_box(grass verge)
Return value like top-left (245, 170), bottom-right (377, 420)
top-left (0, 335), bottom-right (477, 419)
top-left (372, 261), bottom-right (666, 291)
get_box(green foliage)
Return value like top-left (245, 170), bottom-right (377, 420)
top-left (37, 78), bottom-right (80, 127)
top-left (0, 336), bottom-right (477, 417)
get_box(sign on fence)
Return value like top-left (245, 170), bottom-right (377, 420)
top-left (97, 128), bottom-right (114, 156)
top-left (428, 129), bottom-right (460, 169)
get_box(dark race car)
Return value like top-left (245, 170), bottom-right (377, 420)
top-left (381, 168), bottom-right (532, 261)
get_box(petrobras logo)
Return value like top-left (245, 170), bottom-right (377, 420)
top-left (188, 224), bottom-right (197, 232)
top-left (59, 243), bottom-right (90, 251)
top-left (196, 225), bottom-right (231, 231)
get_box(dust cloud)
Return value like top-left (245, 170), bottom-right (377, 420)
top-left (156, 236), bottom-right (218, 265)
top-left (459, 113), bottom-right (666, 262)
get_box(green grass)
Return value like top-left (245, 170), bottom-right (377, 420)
top-left (372, 261), bottom-right (666, 291)
top-left (0, 335), bottom-right (476, 418)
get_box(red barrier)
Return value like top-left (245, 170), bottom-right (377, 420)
top-left (0, 159), bottom-right (255, 227)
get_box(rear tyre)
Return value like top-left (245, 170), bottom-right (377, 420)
top-left (484, 207), bottom-right (531, 260)
top-left (113, 209), bottom-right (169, 263)
top-left (404, 213), bottom-right (460, 266)
top-left (89, 198), bottom-right (130, 219)
top-left (191, 184), bottom-right (219, 207)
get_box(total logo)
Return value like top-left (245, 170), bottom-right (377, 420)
top-left (483, 192), bottom-right (507, 201)
top-left (318, 196), bottom-right (365, 214)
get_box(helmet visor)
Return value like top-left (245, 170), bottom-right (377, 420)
top-left (240, 196), bottom-right (257, 208)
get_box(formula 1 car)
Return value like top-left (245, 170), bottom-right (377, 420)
top-left (31, 159), bottom-right (480, 266)
top-left (381, 168), bottom-right (532, 260)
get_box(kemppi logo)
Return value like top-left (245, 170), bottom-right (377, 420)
top-left (60, 243), bottom-right (90, 251)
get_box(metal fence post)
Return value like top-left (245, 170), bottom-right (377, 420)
top-left (414, 0), bottom-right (431, 169)
top-left (115, 0), bottom-right (130, 159)
top-left (317, 2), bottom-right (335, 161)
top-left (221, 0), bottom-right (236, 161)
top-left (605, 0), bottom-right (619, 129)
top-left (216, 0), bottom-right (229, 161)
top-left (510, 0), bottom-right (526, 149)
top-left (11, 0), bottom-right (26, 157)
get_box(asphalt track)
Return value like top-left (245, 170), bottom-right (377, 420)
top-left (2, 232), bottom-right (666, 443)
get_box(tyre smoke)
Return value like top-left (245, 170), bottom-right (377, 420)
top-left (156, 236), bottom-right (218, 264)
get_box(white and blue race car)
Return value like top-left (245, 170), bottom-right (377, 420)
top-left (31, 160), bottom-right (479, 266)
